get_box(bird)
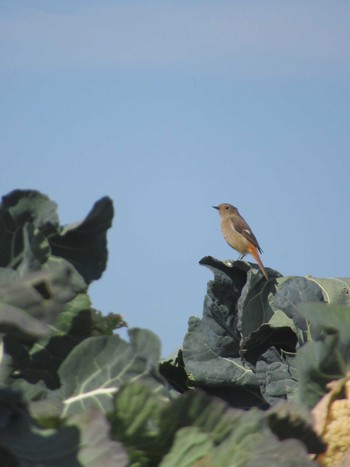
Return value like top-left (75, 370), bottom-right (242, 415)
top-left (213, 203), bottom-right (268, 280)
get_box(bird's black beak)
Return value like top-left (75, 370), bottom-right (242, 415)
top-left (212, 206), bottom-right (219, 210)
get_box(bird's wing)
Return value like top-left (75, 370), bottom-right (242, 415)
top-left (230, 216), bottom-right (263, 253)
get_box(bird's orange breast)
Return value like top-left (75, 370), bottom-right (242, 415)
top-left (221, 219), bottom-right (249, 254)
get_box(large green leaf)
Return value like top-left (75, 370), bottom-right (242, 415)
top-left (0, 267), bottom-right (75, 343)
top-left (207, 433), bottom-right (316, 467)
top-left (16, 295), bottom-right (94, 389)
top-left (256, 347), bottom-right (298, 405)
top-left (306, 277), bottom-right (350, 305)
top-left (115, 388), bottom-right (243, 465)
top-left (241, 320), bottom-right (297, 365)
top-left (299, 302), bottom-right (350, 354)
top-left (297, 332), bottom-right (344, 408)
top-left (240, 276), bottom-right (323, 344)
top-left (0, 190), bottom-right (59, 270)
top-left (184, 258), bottom-right (259, 396)
top-left (0, 192), bottom-right (119, 391)
top-left (11, 286), bottom-right (123, 391)
top-left (49, 197), bottom-right (113, 284)
top-left (0, 305), bottom-right (48, 340)
top-left (0, 190), bottom-right (113, 286)
top-left (13, 379), bottom-right (64, 426)
top-left (237, 270), bottom-right (277, 339)
top-left (183, 316), bottom-right (256, 386)
top-left (69, 409), bottom-right (129, 467)
top-left (157, 391), bottom-right (319, 467)
top-left (159, 390), bottom-right (243, 446)
top-left (109, 382), bottom-right (169, 465)
top-left (1, 267), bottom-right (82, 389)
top-left (159, 427), bottom-right (213, 467)
top-left (200, 402), bottom-right (318, 466)
top-left (56, 329), bottom-right (167, 417)
top-left (270, 277), bottom-right (323, 331)
top-left (0, 267), bottom-right (75, 325)
top-left (111, 388), bottom-right (242, 465)
top-left (111, 382), bottom-right (168, 440)
top-left (296, 303), bottom-right (350, 408)
top-left (17, 223), bottom-right (51, 274)
top-left (183, 257), bottom-right (283, 407)
top-left (111, 385), bottom-right (317, 466)
top-left (0, 388), bottom-right (81, 467)
top-left (0, 426), bottom-right (81, 467)
top-left (267, 402), bottom-right (325, 454)
top-left (0, 387), bottom-right (128, 467)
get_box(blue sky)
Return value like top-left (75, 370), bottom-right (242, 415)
top-left (1, 1), bottom-right (349, 355)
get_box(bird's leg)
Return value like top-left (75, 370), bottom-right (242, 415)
top-left (238, 254), bottom-right (246, 260)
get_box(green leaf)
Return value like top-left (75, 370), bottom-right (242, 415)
top-left (0, 305), bottom-right (48, 339)
top-left (45, 257), bottom-right (88, 294)
top-left (10, 312), bottom-right (94, 390)
top-left (49, 197), bottom-right (114, 284)
top-left (69, 409), bottom-right (129, 467)
top-left (239, 276), bottom-right (323, 345)
top-left (1, 190), bottom-right (59, 229)
top-left (1, 426), bottom-right (81, 467)
top-left (1, 267), bottom-right (82, 388)
top-left (159, 426), bottom-right (213, 467)
top-left (0, 190), bottom-right (59, 270)
top-left (296, 303), bottom-right (350, 408)
top-left (27, 293), bottom-right (93, 368)
top-left (159, 349), bottom-right (188, 394)
top-left (159, 391), bottom-right (318, 467)
top-left (111, 382), bottom-right (167, 441)
top-left (209, 435), bottom-right (316, 467)
top-left (27, 393), bottom-right (64, 427)
top-left (183, 317), bottom-right (256, 387)
top-left (0, 388), bottom-right (81, 467)
top-left (0, 190), bottom-right (113, 286)
top-left (199, 255), bottom-right (250, 289)
top-left (0, 267), bottom-right (75, 345)
top-left (0, 267), bottom-right (75, 326)
top-left (184, 258), bottom-right (258, 391)
top-left (183, 257), bottom-right (284, 407)
top-left (237, 271), bottom-right (276, 339)
top-left (159, 390), bottom-right (243, 445)
top-left (56, 329), bottom-right (166, 417)
top-left (5, 277), bottom-right (118, 392)
top-left (241, 321), bottom-right (297, 365)
top-left (204, 407), bottom-right (316, 467)
top-left (256, 347), bottom-right (298, 405)
top-left (306, 277), bottom-right (350, 305)
top-left (269, 277), bottom-right (323, 337)
top-left (47, 293), bottom-right (92, 337)
top-left (267, 402), bottom-right (325, 454)
top-left (109, 382), bottom-right (169, 464)
top-left (299, 302), bottom-right (350, 355)
top-left (297, 331), bottom-right (345, 408)
top-left (17, 223), bottom-right (51, 274)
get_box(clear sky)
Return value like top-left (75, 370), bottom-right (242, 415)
top-left (1, 1), bottom-right (349, 355)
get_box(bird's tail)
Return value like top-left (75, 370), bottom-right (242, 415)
top-left (247, 245), bottom-right (269, 280)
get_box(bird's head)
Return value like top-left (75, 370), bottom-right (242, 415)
top-left (212, 203), bottom-right (238, 217)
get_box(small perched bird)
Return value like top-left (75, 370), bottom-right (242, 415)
top-left (213, 203), bottom-right (268, 280)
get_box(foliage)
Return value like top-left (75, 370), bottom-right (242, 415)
top-left (0, 189), bottom-right (349, 465)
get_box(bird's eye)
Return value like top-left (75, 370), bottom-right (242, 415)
top-left (225, 206), bottom-right (229, 210)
